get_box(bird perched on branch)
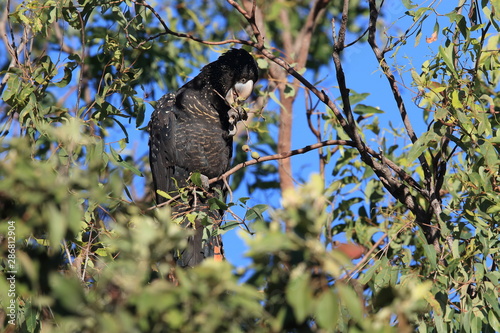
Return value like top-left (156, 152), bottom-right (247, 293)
top-left (149, 48), bottom-right (258, 268)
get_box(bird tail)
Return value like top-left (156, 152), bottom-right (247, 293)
top-left (175, 214), bottom-right (224, 268)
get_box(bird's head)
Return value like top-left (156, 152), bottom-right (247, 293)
top-left (201, 48), bottom-right (258, 107)
top-left (220, 49), bottom-right (259, 106)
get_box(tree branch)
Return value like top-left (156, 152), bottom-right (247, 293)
top-left (131, 0), bottom-right (254, 48)
top-left (238, 0), bottom-right (331, 195)
top-left (293, 0), bottom-right (331, 68)
top-left (148, 140), bottom-right (353, 211)
top-left (367, 0), bottom-right (432, 182)
top-left (331, 0), bottom-right (365, 148)
top-left (343, 232), bottom-right (387, 281)
top-left (367, 0), bottom-right (442, 249)
top-left (0, 1), bottom-right (28, 96)
top-left (209, 139), bottom-right (354, 185)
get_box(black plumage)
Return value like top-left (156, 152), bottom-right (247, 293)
top-left (149, 49), bottom-right (258, 267)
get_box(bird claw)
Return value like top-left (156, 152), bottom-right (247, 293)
top-left (227, 106), bottom-right (248, 136)
top-left (228, 125), bottom-right (237, 137)
top-left (200, 174), bottom-right (210, 189)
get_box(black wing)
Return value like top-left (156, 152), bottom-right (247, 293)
top-left (149, 93), bottom-right (216, 267)
top-left (149, 93), bottom-right (185, 205)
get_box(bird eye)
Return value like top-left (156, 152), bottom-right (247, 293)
top-left (240, 78), bottom-right (247, 84)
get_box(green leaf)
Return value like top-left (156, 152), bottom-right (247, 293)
top-left (95, 247), bottom-right (112, 257)
top-left (244, 204), bottom-right (268, 221)
top-left (337, 283), bottom-right (363, 323)
top-left (256, 58), bottom-right (269, 69)
top-left (353, 104), bottom-right (383, 115)
top-left (284, 83), bottom-right (296, 98)
top-left (489, 311), bottom-right (500, 332)
top-left (415, 26), bottom-right (423, 46)
top-left (411, 69), bottom-right (424, 87)
top-left (286, 273), bottom-right (313, 323)
top-left (132, 96), bottom-right (146, 128)
top-left (471, 315), bottom-right (482, 333)
top-left (269, 90), bottom-right (286, 111)
top-left (434, 313), bottom-right (447, 333)
top-left (48, 204), bottom-right (66, 247)
top-left (422, 242), bottom-right (437, 270)
top-left (49, 273), bottom-right (85, 311)
top-left (53, 65), bottom-right (71, 87)
top-left (359, 259), bottom-right (381, 284)
top-left (407, 130), bottom-right (439, 162)
top-left (414, 7), bottom-right (430, 21)
top-left (156, 190), bottom-right (172, 200)
top-left (402, 0), bottom-right (417, 9)
top-left (446, 13), bottom-right (468, 39)
top-left (438, 45), bottom-right (457, 78)
top-left (484, 291), bottom-right (500, 314)
top-left (24, 300), bottom-right (39, 332)
top-left (480, 141), bottom-right (498, 168)
top-left (208, 197), bottom-right (228, 211)
top-left (315, 290), bottom-right (338, 329)
top-left (451, 90), bottom-right (463, 109)
top-left (219, 221), bottom-right (241, 233)
top-left (432, 20), bottom-right (440, 39)
top-left (451, 239), bottom-right (460, 259)
top-left (348, 92), bottom-right (370, 105)
top-left (109, 146), bottom-right (143, 177)
top-left (190, 172), bottom-right (203, 187)
top-left (435, 107), bottom-right (448, 120)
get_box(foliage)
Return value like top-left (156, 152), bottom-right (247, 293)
top-left (0, 0), bottom-right (499, 332)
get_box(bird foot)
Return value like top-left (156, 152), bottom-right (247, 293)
top-left (228, 106), bottom-right (248, 136)
top-left (200, 174), bottom-right (210, 189)
top-left (228, 124), bottom-right (237, 136)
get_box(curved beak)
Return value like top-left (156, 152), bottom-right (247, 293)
top-left (225, 79), bottom-right (254, 105)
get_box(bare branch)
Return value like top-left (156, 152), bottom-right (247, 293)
top-left (305, 91), bottom-right (326, 178)
top-left (343, 233), bottom-right (387, 281)
top-left (331, 8), bottom-right (364, 146)
top-left (209, 140), bottom-right (354, 185)
top-left (367, 0), bottom-right (432, 181)
top-left (76, 10), bottom-right (86, 113)
top-left (0, 2), bottom-right (28, 96)
top-left (146, 140), bottom-right (351, 212)
top-left (293, 0), bottom-right (331, 68)
top-left (366, 0), bottom-right (443, 249)
top-left (334, 0), bottom-right (349, 49)
top-left (131, 0), bottom-right (253, 48)
top-left (328, 4), bottom-right (428, 226)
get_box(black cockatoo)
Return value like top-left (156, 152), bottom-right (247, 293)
top-left (149, 49), bottom-right (258, 268)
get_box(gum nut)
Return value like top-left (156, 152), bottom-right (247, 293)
top-left (251, 151), bottom-right (260, 159)
top-left (242, 144), bottom-right (250, 152)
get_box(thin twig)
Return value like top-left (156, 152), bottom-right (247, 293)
top-left (81, 223), bottom-right (95, 282)
top-left (367, 0), bottom-right (432, 182)
top-left (343, 232), bottom-right (387, 281)
top-left (131, 0), bottom-right (252, 48)
top-left (147, 140), bottom-right (353, 211)
top-left (0, 1), bottom-right (28, 95)
top-left (76, 10), bottom-right (86, 113)
top-left (209, 139), bottom-right (354, 184)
